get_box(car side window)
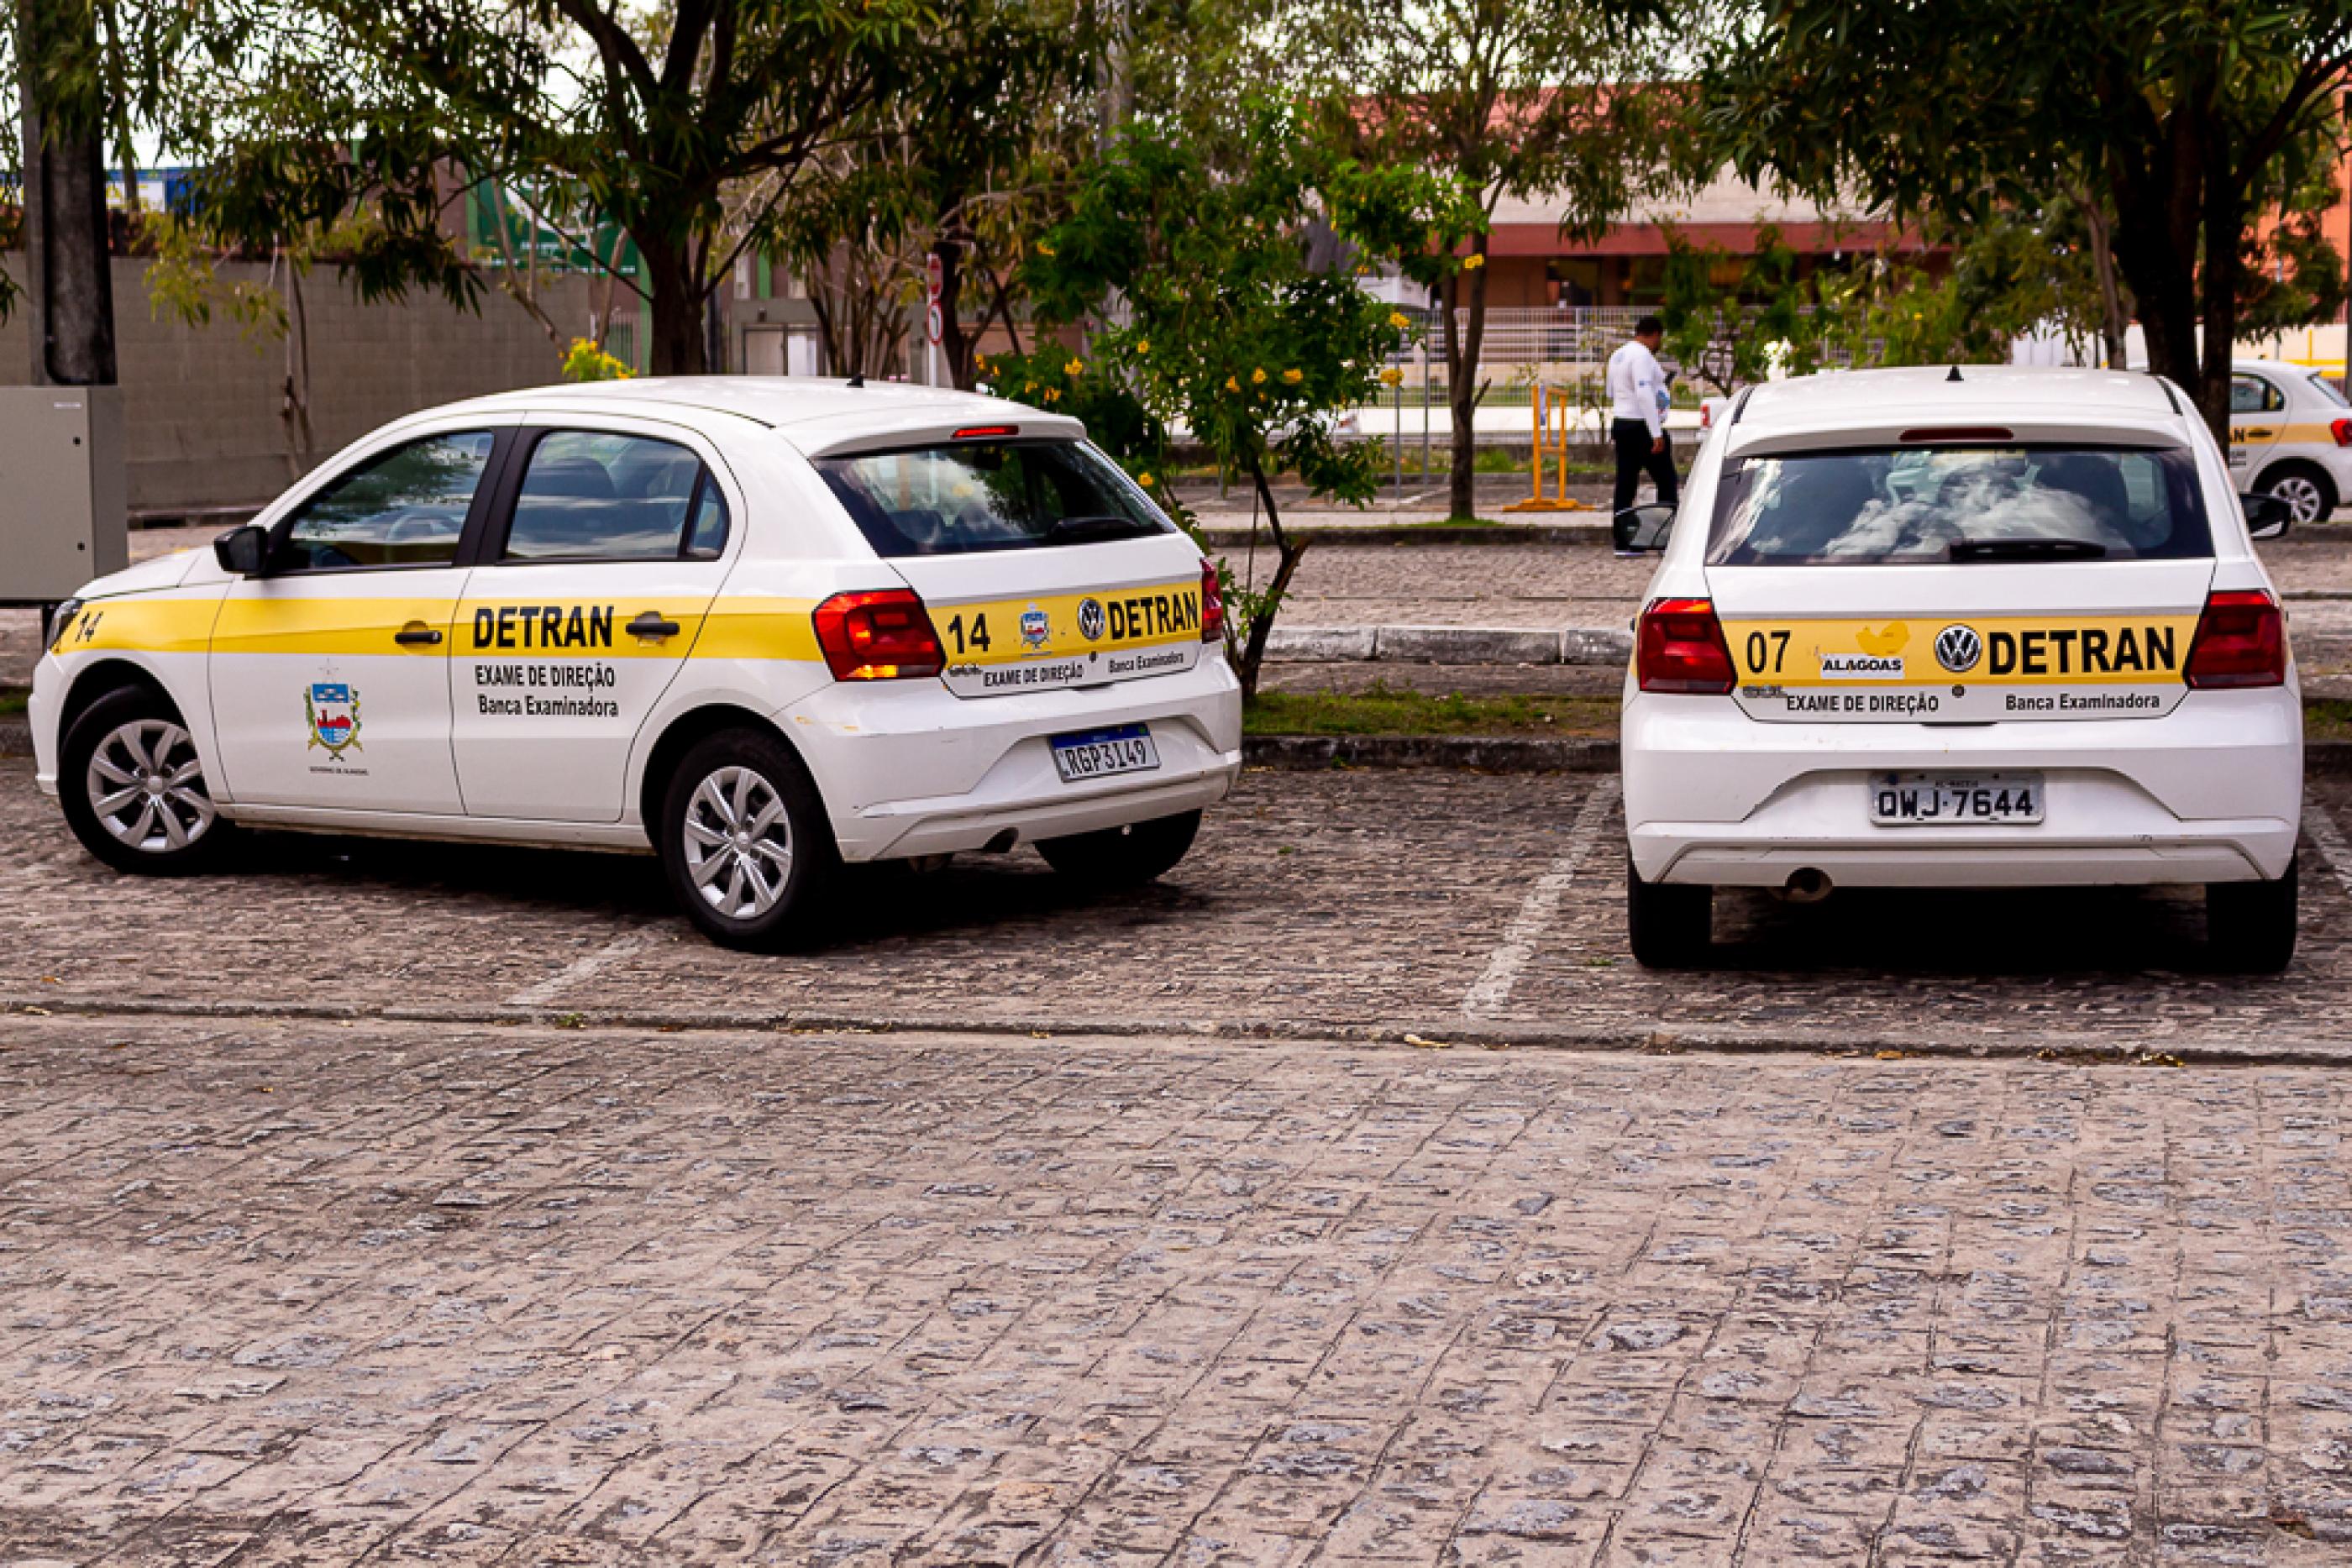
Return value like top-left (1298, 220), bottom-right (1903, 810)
top-left (501, 431), bottom-right (730, 562)
top-left (274, 431), bottom-right (496, 572)
top-left (2230, 375), bottom-right (2284, 415)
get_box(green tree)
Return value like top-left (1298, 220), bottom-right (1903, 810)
top-left (1287, 0), bottom-right (1672, 519)
top-left (1021, 100), bottom-right (1481, 699)
top-left (1703, 0), bottom-right (2352, 438)
top-left (182, 0), bottom-right (929, 375)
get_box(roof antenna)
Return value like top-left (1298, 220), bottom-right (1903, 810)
top-left (847, 370), bottom-right (865, 389)
top-left (1946, 364), bottom-right (1964, 382)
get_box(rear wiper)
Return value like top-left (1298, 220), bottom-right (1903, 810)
top-left (1949, 538), bottom-right (2107, 562)
top-left (1047, 514), bottom-right (1155, 543)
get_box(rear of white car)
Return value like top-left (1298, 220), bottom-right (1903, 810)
top-left (1621, 367), bottom-right (2302, 972)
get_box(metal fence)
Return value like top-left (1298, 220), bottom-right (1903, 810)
top-left (1384, 306), bottom-right (1875, 407)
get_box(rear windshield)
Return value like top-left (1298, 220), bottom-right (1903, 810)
top-left (1708, 445), bottom-right (2213, 565)
top-left (816, 439), bottom-right (1175, 557)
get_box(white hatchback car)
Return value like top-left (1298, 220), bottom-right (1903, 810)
top-left (2229, 358), bottom-right (2352, 524)
top-left (31, 379), bottom-right (1242, 948)
top-left (1617, 366), bottom-right (2302, 972)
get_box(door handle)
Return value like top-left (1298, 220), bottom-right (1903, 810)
top-left (627, 611), bottom-right (682, 640)
top-left (2245, 427), bottom-right (2276, 439)
top-left (394, 624), bottom-right (444, 647)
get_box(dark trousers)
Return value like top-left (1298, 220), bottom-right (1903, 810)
top-left (1612, 418), bottom-right (1678, 516)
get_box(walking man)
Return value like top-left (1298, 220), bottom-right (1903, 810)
top-left (1608, 315), bottom-right (1677, 519)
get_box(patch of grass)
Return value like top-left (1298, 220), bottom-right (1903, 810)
top-left (0, 690), bottom-right (25, 718)
top-left (2307, 696), bottom-right (2352, 742)
top-left (1245, 685), bottom-right (1618, 738)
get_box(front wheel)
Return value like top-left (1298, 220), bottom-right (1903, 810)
top-left (658, 728), bottom-right (837, 951)
top-left (1627, 857), bottom-right (1711, 968)
top-left (59, 687), bottom-right (234, 875)
top-left (1036, 810), bottom-right (1201, 889)
top-left (2207, 856), bottom-right (2298, 973)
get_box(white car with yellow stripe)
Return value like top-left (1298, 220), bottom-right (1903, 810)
top-left (31, 379), bottom-right (1240, 948)
top-left (1618, 365), bottom-right (2303, 972)
top-left (2229, 358), bottom-right (2352, 524)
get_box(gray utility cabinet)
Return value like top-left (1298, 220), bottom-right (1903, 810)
top-left (0, 385), bottom-right (128, 606)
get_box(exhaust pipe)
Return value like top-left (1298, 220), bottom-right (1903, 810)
top-left (1783, 868), bottom-right (1833, 904)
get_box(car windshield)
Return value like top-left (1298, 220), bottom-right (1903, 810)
top-left (1707, 445), bottom-right (2213, 565)
top-left (816, 439), bottom-right (1174, 557)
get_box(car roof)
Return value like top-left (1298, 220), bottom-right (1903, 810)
top-left (408, 376), bottom-right (1088, 456)
top-left (1726, 365), bottom-right (2193, 454)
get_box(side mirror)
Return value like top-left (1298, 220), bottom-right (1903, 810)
top-left (1614, 502), bottom-right (1677, 554)
top-left (213, 524), bottom-right (269, 575)
top-left (2241, 491), bottom-right (2294, 542)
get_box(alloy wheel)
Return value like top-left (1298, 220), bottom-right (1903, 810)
top-left (86, 719), bottom-right (217, 853)
top-left (2270, 472), bottom-right (2328, 523)
top-left (680, 764), bottom-right (795, 919)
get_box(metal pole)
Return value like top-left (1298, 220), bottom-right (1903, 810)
top-left (1420, 336), bottom-right (1431, 481)
top-left (1394, 357), bottom-right (1403, 503)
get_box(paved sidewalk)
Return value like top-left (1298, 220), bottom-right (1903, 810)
top-left (5, 1012), bottom-right (2352, 1565)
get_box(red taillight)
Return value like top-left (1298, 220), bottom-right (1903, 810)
top-left (2331, 417), bottom-right (2352, 448)
top-left (811, 589), bottom-right (945, 681)
top-left (2184, 590), bottom-right (2286, 690)
top-left (1637, 596), bottom-right (1736, 694)
top-left (1200, 559), bottom-right (1225, 642)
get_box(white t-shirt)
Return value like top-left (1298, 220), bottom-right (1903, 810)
top-left (1607, 339), bottom-right (1667, 438)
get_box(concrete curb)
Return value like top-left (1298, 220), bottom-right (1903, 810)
top-left (7, 993), bottom-right (2349, 1069)
top-left (1264, 624), bottom-right (1634, 666)
top-left (1197, 522), bottom-right (1611, 548)
top-left (1245, 734), bottom-right (1617, 772)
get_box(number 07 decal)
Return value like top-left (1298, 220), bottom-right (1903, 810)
top-left (1744, 628), bottom-right (1790, 674)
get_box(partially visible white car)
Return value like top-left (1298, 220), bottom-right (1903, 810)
top-left (32, 378), bottom-right (1242, 949)
top-left (2231, 358), bottom-right (2352, 523)
top-left (1618, 365), bottom-right (2302, 973)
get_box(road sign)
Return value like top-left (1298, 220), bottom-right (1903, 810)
top-left (925, 255), bottom-right (944, 349)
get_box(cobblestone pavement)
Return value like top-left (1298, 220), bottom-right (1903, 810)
top-left (4, 761), bottom-right (2351, 1059)
top-left (6, 1012), bottom-right (2352, 1565)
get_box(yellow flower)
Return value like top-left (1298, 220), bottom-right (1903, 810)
top-left (1389, 311), bottom-right (1411, 330)
top-left (1138, 473), bottom-right (1156, 488)
top-left (1225, 375), bottom-right (1241, 393)
top-left (1064, 357), bottom-right (1084, 375)
top-left (1281, 368), bottom-right (1302, 385)
top-left (1462, 253), bottom-right (1485, 270)
top-left (1043, 387), bottom-right (1062, 403)
top-left (1037, 240), bottom-right (1056, 256)
top-left (1024, 380), bottom-right (1037, 393)
top-left (1135, 339), bottom-right (1149, 354)
top-left (1251, 367), bottom-right (1267, 385)
top-left (1379, 366), bottom-right (1404, 387)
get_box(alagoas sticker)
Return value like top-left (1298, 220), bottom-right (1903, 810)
top-left (1721, 613), bottom-right (2201, 723)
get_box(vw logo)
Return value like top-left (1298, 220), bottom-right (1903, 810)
top-left (1077, 598), bottom-right (1105, 641)
top-left (1935, 623), bottom-right (1982, 674)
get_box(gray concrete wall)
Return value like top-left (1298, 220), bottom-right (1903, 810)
top-left (0, 256), bottom-right (600, 516)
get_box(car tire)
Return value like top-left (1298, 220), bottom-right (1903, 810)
top-left (657, 727), bottom-right (838, 951)
top-left (1035, 810), bottom-right (1201, 889)
top-left (2260, 461), bottom-right (2337, 525)
top-left (58, 686), bottom-right (235, 876)
top-left (1627, 857), bottom-right (1711, 968)
top-left (2207, 855), bottom-right (2297, 974)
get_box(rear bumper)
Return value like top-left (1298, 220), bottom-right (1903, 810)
top-left (784, 656), bottom-right (1243, 861)
top-left (1624, 688), bottom-right (2303, 888)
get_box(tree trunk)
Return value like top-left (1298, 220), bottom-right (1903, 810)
top-left (1234, 453), bottom-right (1311, 704)
top-left (2197, 182), bottom-right (2246, 448)
top-left (641, 240), bottom-right (708, 375)
top-left (2074, 188), bottom-right (2129, 370)
top-left (1442, 249), bottom-right (1490, 521)
top-left (17, 0), bottom-right (118, 387)
top-left (936, 236), bottom-right (974, 390)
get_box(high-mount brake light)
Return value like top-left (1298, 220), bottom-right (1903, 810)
top-left (1199, 559), bottom-right (1225, 643)
top-left (952, 425), bottom-right (1019, 440)
top-left (1637, 597), bottom-right (1737, 695)
top-left (811, 589), bottom-right (946, 681)
top-left (1897, 426), bottom-right (2014, 443)
top-left (2183, 590), bottom-right (2286, 690)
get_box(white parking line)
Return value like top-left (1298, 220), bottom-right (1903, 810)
top-left (1462, 779), bottom-right (1620, 1020)
top-left (2304, 801), bottom-right (2352, 902)
top-left (506, 929), bottom-right (654, 1008)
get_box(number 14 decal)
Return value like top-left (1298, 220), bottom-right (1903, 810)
top-left (945, 611), bottom-right (992, 655)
